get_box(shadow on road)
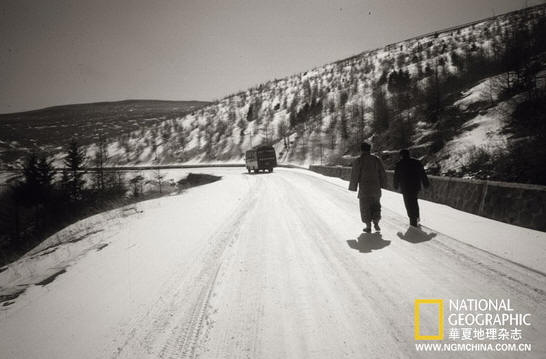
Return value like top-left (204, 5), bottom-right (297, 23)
top-left (241, 171), bottom-right (275, 176)
top-left (347, 233), bottom-right (391, 253)
top-left (397, 227), bottom-right (437, 244)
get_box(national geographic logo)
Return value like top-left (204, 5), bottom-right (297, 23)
top-left (414, 299), bottom-right (444, 340)
top-left (414, 298), bottom-right (532, 344)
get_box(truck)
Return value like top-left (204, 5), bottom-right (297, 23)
top-left (245, 145), bottom-right (277, 173)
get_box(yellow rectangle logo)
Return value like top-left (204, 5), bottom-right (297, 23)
top-left (414, 299), bottom-right (444, 340)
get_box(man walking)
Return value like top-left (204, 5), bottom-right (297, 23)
top-left (349, 142), bottom-right (387, 233)
top-left (393, 149), bottom-right (430, 227)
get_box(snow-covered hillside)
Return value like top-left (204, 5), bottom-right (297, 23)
top-left (88, 5), bottom-right (546, 178)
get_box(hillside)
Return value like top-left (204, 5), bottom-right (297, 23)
top-left (87, 5), bottom-right (544, 184)
top-left (0, 100), bottom-right (210, 169)
top-left (5, 5), bottom-right (546, 185)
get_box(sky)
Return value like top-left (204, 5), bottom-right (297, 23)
top-left (0, 0), bottom-right (541, 114)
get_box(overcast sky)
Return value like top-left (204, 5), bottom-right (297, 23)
top-left (0, 0), bottom-right (541, 114)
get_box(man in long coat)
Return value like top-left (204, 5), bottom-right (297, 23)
top-left (349, 142), bottom-right (387, 233)
top-left (393, 149), bottom-right (430, 227)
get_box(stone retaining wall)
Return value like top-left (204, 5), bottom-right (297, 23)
top-left (309, 165), bottom-right (546, 232)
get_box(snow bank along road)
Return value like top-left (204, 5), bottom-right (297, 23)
top-left (1, 167), bottom-right (545, 358)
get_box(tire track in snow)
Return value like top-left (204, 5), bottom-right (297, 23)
top-left (108, 174), bottom-right (258, 359)
top-left (157, 175), bottom-right (263, 359)
top-left (159, 264), bottom-right (222, 359)
top-left (190, 175), bottom-right (284, 358)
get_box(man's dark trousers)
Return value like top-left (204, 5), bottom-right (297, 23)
top-left (359, 195), bottom-right (381, 225)
top-left (402, 191), bottom-right (419, 226)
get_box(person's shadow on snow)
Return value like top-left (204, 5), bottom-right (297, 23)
top-left (397, 227), bottom-right (437, 244)
top-left (347, 233), bottom-right (391, 253)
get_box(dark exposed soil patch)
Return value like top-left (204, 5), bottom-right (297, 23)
top-left (0, 288), bottom-right (26, 304)
top-left (30, 246), bottom-right (59, 260)
top-left (36, 269), bottom-right (66, 286)
top-left (177, 173), bottom-right (221, 190)
top-left (66, 229), bottom-right (104, 244)
top-left (96, 243), bottom-right (109, 251)
top-left (31, 228), bottom-right (105, 258)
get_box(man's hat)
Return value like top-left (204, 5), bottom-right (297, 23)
top-left (361, 142), bottom-right (372, 152)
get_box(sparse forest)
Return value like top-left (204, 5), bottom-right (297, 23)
top-left (0, 141), bottom-right (126, 265)
top-left (69, 4), bottom-right (544, 186)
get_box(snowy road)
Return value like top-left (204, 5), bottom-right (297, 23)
top-left (1, 168), bottom-right (545, 358)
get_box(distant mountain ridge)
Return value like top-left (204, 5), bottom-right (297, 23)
top-left (0, 100), bottom-right (210, 168)
top-left (0, 99), bottom-right (210, 117)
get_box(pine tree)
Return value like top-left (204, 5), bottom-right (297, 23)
top-left (246, 103), bottom-right (254, 122)
top-left (423, 64), bottom-right (443, 123)
top-left (17, 153), bottom-right (56, 206)
top-left (277, 119), bottom-right (290, 149)
top-left (338, 110), bottom-right (349, 140)
top-left (387, 69), bottom-right (412, 121)
top-left (154, 168), bottom-right (164, 194)
top-left (62, 141), bottom-right (86, 200)
top-left (129, 175), bottom-right (144, 197)
top-left (22, 153), bottom-right (40, 191)
top-left (93, 135), bottom-right (108, 190)
top-left (36, 156), bottom-right (55, 191)
top-left (372, 88), bottom-right (390, 133)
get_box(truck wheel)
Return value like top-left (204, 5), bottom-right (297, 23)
top-left (254, 169), bottom-right (259, 174)
top-left (247, 167), bottom-right (251, 174)
top-left (270, 168), bottom-right (274, 173)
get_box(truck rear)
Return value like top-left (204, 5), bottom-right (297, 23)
top-left (245, 145), bottom-right (277, 173)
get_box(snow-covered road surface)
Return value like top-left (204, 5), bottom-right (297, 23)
top-left (1, 168), bottom-right (545, 358)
